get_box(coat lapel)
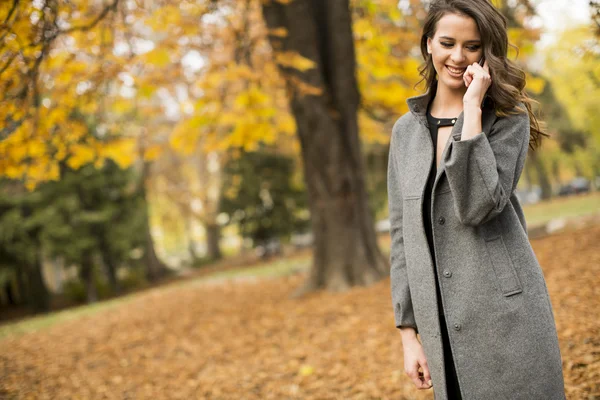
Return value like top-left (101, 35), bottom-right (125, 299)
top-left (433, 112), bottom-right (464, 190)
top-left (406, 86), bottom-right (494, 196)
top-left (406, 86), bottom-right (465, 196)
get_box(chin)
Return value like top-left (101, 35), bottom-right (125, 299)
top-left (439, 76), bottom-right (465, 91)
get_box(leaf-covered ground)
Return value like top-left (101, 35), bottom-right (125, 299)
top-left (1, 225), bottom-right (599, 400)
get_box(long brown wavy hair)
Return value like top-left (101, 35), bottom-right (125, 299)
top-left (417, 0), bottom-right (547, 149)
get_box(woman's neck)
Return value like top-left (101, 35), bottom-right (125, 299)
top-left (429, 82), bottom-right (466, 118)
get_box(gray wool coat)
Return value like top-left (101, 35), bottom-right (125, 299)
top-left (387, 90), bottom-right (566, 399)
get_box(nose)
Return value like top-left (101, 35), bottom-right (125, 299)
top-left (450, 46), bottom-right (466, 64)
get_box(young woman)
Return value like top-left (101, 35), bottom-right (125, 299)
top-left (387, 0), bottom-right (566, 398)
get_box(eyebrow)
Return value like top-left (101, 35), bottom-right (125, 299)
top-left (439, 36), bottom-right (481, 43)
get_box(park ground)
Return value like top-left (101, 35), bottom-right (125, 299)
top-left (0, 212), bottom-right (599, 399)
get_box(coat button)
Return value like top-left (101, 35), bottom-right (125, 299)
top-left (443, 270), bottom-right (452, 278)
top-left (438, 216), bottom-right (446, 225)
top-left (453, 323), bottom-right (461, 331)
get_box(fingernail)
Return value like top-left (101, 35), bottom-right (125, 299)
top-left (428, 380), bottom-right (432, 385)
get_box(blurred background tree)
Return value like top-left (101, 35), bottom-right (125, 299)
top-left (220, 148), bottom-right (309, 258)
top-left (0, 0), bottom-right (597, 316)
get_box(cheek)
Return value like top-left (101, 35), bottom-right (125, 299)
top-left (431, 53), bottom-right (446, 72)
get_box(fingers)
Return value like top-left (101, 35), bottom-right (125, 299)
top-left (469, 61), bottom-right (491, 81)
top-left (405, 359), bottom-right (422, 388)
top-left (406, 359), bottom-right (433, 390)
top-left (463, 66), bottom-right (474, 87)
top-left (421, 359), bottom-right (433, 389)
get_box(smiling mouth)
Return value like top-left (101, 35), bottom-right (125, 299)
top-left (446, 65), bottom-right (466, 76)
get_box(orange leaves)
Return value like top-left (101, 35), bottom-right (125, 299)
top-left (261, 0), bottom-right (294, 4)
top-left (277, 114), bottom-right (297, 136)
top-left (2, 225), bottom-right (598, 398)
top-left (268, 27), bottom-right (289, 38)
top-left (273, 51), bottom-right (317, 72)
top-left (287, 75), bottom-right (323, 97)
top-left (143, 145), bottom-right (163, 162)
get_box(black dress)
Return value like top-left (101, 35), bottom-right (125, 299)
top-left (424, 103), bottom-right (463, 399)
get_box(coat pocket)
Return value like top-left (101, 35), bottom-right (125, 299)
top-left (484, 236), bottom-right (523, 296)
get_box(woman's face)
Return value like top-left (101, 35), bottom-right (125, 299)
top-left (427, 13), bottom-right (483, 92)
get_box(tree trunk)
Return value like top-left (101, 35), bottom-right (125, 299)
top-left (25, 256), bottom-right (51, 313)
top-left (184, 216), bottom-right (203, 262)
top-left (143, 217), bottom-right (169, 282)
top-left (523, 160), bottom-right (533, 191)
top-left (551, 158), bottom-right (561, 189)
top-left (102, 251), bottom-right (121, 294)
top-left (16, 268), bottom-right (27, 305)
top-left (80, 253), bottom-right (98, 304)
top-left (140, 167), bottom-right (170, 282)
top-left (4, 280), bottom-right (17, 305)
top-left (529, 149), bottom-right (552, 200)
top-left (262, 0), bottom-right (388, 295)
top-left (205, 222), bottom-right (222, 261)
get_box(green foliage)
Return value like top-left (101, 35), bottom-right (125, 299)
top-left (35, 161), bottom-right (146, 267)
top-left (220, 150), bottom-right (309, 246)
top-left (190, 255), bottom-right (220, 269)
top-left (542, 26), bottom-right (600, 182)
top-left (119, 267), bottom-right (149, 291)
top-left (533, 75), bottom-right (586, 153)
top-left (62, 276), bottom-right (112, 303)
top-left (0, 160), bottom-right (148, 305)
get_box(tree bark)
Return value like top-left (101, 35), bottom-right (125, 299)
top-left (80, 253), bottom-right (98, 304)
top-left (262, 0), bottom-right (388, 295)
top-left (143, 215), bottom-right (168, 282)
top-left (25, 255), bottom-right (51, 313)
top-left (524, 160), bottom-right (533, 191)
top-left (16, 268), bottom-right (27, 305)
top-left (101, 251), bottom-right (121, 294)
top-left (529, 149), bottom-right (552, 200)
top-left (4, 280), bottom-right (17, 305)
top-left (551, 158), bottom-right (561, 188)
top-left (205, 222), bottom-right (223, 261)
top-left (140, 164), bottom-right (170, 282)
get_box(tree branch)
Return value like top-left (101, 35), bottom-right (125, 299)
top-left (59, 0), bottom-right (120, 36)
top-left (0, 0), bottom-right (20, 43)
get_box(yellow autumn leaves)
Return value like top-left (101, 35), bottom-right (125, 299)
top-left (0, 0), bottom-right (554, 190)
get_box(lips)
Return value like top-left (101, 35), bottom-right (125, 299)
top-left (446, 65), bottom-right (466, 77)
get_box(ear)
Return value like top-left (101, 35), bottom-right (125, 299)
top-left (426, 37), bottom-right (432, 54)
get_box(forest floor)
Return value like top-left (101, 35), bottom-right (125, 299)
top-left (0, 225), bottom-right (599, 400)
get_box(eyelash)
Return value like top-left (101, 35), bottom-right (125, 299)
top-left (440, 42), bottom-right (481, 51)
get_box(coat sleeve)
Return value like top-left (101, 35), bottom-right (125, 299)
top-left (443, 108), bottom-right (530, 227)
top-left (387, 126), bottom-right (418, 331)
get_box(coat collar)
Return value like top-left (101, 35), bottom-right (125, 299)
top-left (406, 84), bottom-right (464, 141)
top-left (406, 82), bottom-right (493, 140)
top-left (406, 87), bottom-right (433, 120)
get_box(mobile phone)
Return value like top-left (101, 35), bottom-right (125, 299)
top-left (478, 56), bottom-right (485, 67)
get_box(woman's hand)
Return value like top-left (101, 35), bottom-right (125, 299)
top-left (400, 328), bottom-right (433, 390)
top-left (462, 59), bottom-right (492, 108)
